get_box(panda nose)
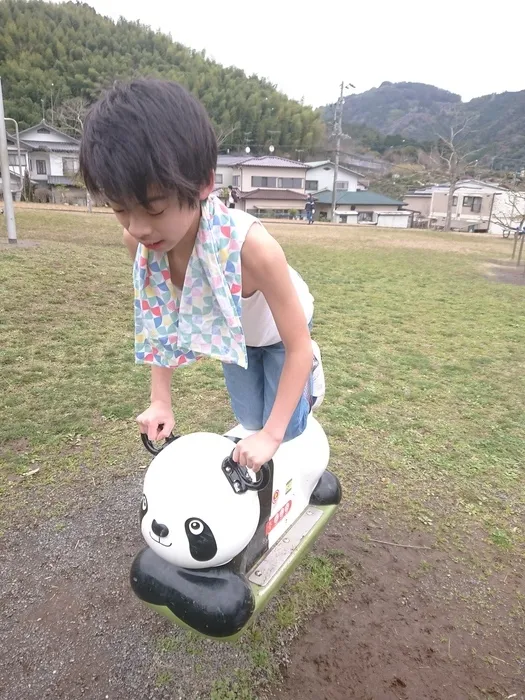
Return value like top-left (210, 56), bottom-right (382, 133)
top-left (151, 520), bottom-right (169, 538)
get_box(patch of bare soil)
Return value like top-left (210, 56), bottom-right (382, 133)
top-left (269, 514), bottom-right (525, 700)
top-left (0, 472), bottom-right (252, 700)
top-left (484, 260), bottom-right (525, 286)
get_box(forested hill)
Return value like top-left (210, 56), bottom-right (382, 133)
top-left (325, 81), bottom-right (525, 170)
top-left (0, 0), bottom-right (324, 152)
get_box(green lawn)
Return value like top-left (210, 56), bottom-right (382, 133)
top-left (1, 211), bottom-right (524, 552)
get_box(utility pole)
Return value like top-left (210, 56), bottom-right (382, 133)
top-left (330, 81), bottom-right (355, 223)
top-left (0, 77), bottom-right (17, 243)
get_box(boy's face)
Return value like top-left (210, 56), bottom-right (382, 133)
top-left (110, 182), bottom-right (214, 253)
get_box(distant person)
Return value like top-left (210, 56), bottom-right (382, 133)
top-left (305, 194), bottom-right (315, 224)
top-left (227, 185), bottom-right (238, 209)
top-left (79, 78), bottom-right (325, 473)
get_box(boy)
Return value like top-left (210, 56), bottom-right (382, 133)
top-left (80, 79), bottom-right (324, 472)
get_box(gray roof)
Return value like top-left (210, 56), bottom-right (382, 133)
top-left (217, 155), bottom-right (250, 167)
top-left (241, 188), bottom-right (307, 201)
top-left (306, 160), bottom-right (363, 177)
top-left (217, 155), bottom-right (308, 169)
top-left (240, 156), bottom-right (307, 169)
top-left (18, 120), bottom-right (80, 144)
top-left (314, 189), bottom-right (405, 206)
top-left (24, 141), bottom-right (79, 153)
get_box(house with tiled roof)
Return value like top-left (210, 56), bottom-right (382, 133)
top-left (1, 120), bottom-right (82, 202)
top-left (215, 154), bottom-right (308, 217)
top-left (17, 121), bottom-right (80, 189)
top-left (313, 189), bottom-right (412, 227)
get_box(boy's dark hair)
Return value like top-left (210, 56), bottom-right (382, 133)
top-left (80, 79), bottom-right (217, 207)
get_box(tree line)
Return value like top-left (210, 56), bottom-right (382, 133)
top-left (0, 0), bottom-right (324, 153)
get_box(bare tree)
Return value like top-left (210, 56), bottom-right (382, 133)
top-left (215, 124), bottom-right (240, 148)
top-left (54, 97), bottom-right (90, 138)
top-left (432, 111), bottom-right (482, 231)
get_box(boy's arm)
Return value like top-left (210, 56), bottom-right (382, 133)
top-left (232, 224), bottom-right (313, 470)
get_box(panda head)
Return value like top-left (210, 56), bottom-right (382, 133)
top-left (140, 432), bottom-right (262, 569)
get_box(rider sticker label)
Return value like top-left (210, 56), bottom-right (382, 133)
top-left (265, 500), bottom-right (292, 535)
top-left (272, 489), bottom-right (280, 505)
top-left (285, 479), bottom-right (292, 494)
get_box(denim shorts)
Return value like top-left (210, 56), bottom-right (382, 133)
top-left (222, 340), bottom-right (312, 442)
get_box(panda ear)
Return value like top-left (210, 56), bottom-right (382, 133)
top-left (131, 548), bottom-right (255, 638)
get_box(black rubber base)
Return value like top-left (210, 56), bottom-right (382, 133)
top-left (309, 470), bottom-right (342, 506)
top-left (130, 547), bottom-right (255, 638)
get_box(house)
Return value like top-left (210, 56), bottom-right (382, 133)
top-left (313, 190), bottom-right (411, 227)
top-left (490, 189), bottom-right (525, 234)
top-left (215, 155), bottom-right (308, 217)
top-left (305, 160), bottom-right (366, 194)
top-left (3, 120), bottom-right (83, 203)
top-left (404, 180), bottom-right (507, 232)
top-left (0, 133), bottom-right (31, 200)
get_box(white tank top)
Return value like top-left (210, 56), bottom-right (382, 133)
top-left (228, 208), bottom-right (314, 347)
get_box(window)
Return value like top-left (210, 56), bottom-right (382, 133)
top-left (463, 195), bottom-right (482, 212)
top-left (471, 197), bottom-right (482, 213)
top-left (358, 211), bottom-right (374, 223)
top-left (252, 176), bottom-right (277, 188)
top-left (305, 180), bottom-right (318, 191)
top-left (62, 157), bottom-right (79, 175)
top-left (452, 196), bottom-right (458, 206)
top-left (339, 215), bottom-right (348, 224)
top-left (215, 173), bottom-right (223, 184)
top-left (8, 154), bottom-right (23, 166)
top-left (278, 177), bottom-right (303, 189)
top-left (36, 159), bottom-right (47, 175)
top-left (29, 159), bottom-right (33, 172)
top-left (335, 181), bottom-right (348, 190)
top-left (233, 175), bottom-right (240, 187)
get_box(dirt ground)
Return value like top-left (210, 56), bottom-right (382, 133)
top-left (2, 472), bottom-right (523, 700)
top-left (270, 516), bottom-right (525, 700)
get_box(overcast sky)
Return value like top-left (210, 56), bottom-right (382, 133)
top-left (59, 0), bottom-right (525, 107)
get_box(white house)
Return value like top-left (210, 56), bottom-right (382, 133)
top-left (305, 160), bottom-right (366, 194)
top-left (404, 179), bottom-right (507, 232)
top-left (313, 189), bottom-right (411, 227)
top-left (489, 189), bottom-right (525, 234)
top-left (18, 120), bottom-right (80, 189)
top-left (215, 154), bottom-right (308, 217)
top-left (0, 133), bottom-right (31, 200)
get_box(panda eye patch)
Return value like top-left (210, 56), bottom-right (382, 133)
top-left (189, 519), bottom-right (204, 535)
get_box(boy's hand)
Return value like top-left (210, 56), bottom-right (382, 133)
top-left (137, 401), bottom-right (175, 442)
top-left (232, 430), bottom-right (281, 473)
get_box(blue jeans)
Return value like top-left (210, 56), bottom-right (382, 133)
top-left (222, 340), bottom-right (311, 442)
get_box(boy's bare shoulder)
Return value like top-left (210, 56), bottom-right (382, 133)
top-left (242, 221), bottom-right (283, 262)
top-left (123, 229), bottom-right (138, 259)
top-left (241, 222), bottom-right (287, 285)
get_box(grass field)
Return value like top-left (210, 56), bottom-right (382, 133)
top-left (1, 210), bottom-right (524, 697)
top-left (1, 211), bottom-right (524, 545)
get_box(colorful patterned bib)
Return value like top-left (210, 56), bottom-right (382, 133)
top-left (133, 196), bottom-right (248, 369)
